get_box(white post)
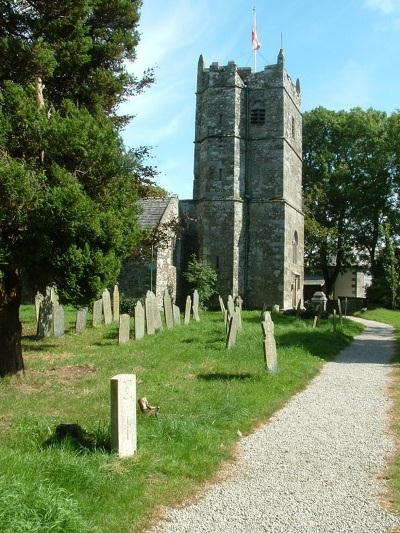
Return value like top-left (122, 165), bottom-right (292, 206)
top-left (110, 374), bottom-right (137, 457)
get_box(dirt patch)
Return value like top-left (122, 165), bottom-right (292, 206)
top-left (44, 364), bottom-right (97, 381)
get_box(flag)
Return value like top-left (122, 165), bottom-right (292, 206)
top-left (252, 12), bottom-right (261, 50)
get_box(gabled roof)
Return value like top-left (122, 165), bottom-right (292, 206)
top-left (138, 198), bottom-right (173, 229)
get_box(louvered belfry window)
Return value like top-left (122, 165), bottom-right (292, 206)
top-left (250, 103), bottom-right (265, 125)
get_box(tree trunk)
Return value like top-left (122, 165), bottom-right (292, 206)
top-left (0, 269), bottom-right (24, 378)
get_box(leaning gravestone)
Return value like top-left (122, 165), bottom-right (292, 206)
top-left (219, 295), bottom-right (226, 314)
top-left (226, 313), bottom-right (237, 349)
top-left (76, 307), bottom-right (88, 334)
top-left (164, 290), bottom-right (174, 329)
top-left (93, 298), bottom-right (103, 327)
top-left (118, 314), bottom-right (130, 345)
top-left (145, 293), bottom-right (155, 335)
top-left (102, 289), bottom-right (113, 325)
top-left (110, 374), bottom-right (137, 457)
top-left (173, 304), bottom-right (181, 326)
top-left (35, 291), bottom-right (44, 323)
top-left (192, 290), bottom-right (200, 322)
top-left (113, 285), bottom-right (120, 323)
top-left (53, 305), bottom-right (64, 338)
top-left (262, 320), bottom-right (278, 374)
top-left (184, 295), bottom-right (191, 325)
top-left (227, 295), bottom-right (235, 317)
top-left (134, 301), bottom-right (145, 340)
top-left (235, 306), bottom-right (242, 331)
top-left (37, 296), bottom-right (53, 338)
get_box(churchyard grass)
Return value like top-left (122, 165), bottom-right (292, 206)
top-left (355, 308), bottom-right (400, 513)
top-left (0, 306), bottom-right (362, 532)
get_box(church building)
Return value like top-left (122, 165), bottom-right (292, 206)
top-left (120, 50), bottom-right (304, 309)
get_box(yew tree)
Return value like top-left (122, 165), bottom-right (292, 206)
top-left (0, 0), bottom-right (154, 376)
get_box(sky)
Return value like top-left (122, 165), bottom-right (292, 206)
top-left (119, 0), bottom-right (400, 199)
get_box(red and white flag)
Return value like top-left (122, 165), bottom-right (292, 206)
top-left (252, 12), bottom-right (261, 50)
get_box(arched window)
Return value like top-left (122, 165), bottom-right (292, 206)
top-left (293, 231), bottom-right (299, 265)
top-left (250, 102), bottom-right (265, 125)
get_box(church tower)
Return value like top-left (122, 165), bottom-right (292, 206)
top-left (192, 51), bottom-right (304, 309)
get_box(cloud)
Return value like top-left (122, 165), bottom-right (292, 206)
top-left (365, 0), bottom-right (400, 14)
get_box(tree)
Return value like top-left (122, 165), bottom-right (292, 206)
top-left (303, 107), bottom-right (398, 296)
top-left (0, 0), bottom-right (154, 377)
top-left (183, 256), bottom-right (217, 309)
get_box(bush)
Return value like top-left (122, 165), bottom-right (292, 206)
top-left (120, 294), bottom-right (141, 315)
top-left (183, 256), bottom-right (217, 308)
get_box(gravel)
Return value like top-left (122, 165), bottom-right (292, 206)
top-left (150, 317), bottom-right (400, 532)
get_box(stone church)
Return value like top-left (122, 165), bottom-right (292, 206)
top-left (120, 49), bottom-right (304, 309)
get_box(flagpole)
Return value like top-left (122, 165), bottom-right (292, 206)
top-left (253, 7), bottom-right (257, 72)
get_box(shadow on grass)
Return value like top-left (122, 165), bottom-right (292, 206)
top-left (44, 423), bottom-right (111, 454)
top-left (278, 330), bottom-right (357, 361)
top-left (21, 342), bottom-right (58, 351)
top-left (197, 372), bottom-right (255, 381)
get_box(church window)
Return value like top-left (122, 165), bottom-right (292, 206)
top-left (293, 231), bottom-right (299, 265)
top-left (250, 102), bottom-right (265, 125)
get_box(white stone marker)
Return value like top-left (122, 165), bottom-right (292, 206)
top-left (184, 295), bottom-right (191, 325)
top-left (118, 314), bottom-right (130, 345)
top-left (102, 289), bottom-right (113, 325)
top-left (35, 291), bottom-right (44, 323)
top-left (113, 285), bottom-right (120, 323)
top-left (110, 374), bottom-right (137, 458)
top-left (192, 289), bottom-right (200, 322)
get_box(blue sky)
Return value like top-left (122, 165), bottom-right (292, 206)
top-left (120, 0), bottom-right (400, 199)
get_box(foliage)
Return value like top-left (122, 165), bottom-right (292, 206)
top-left (119, 294), bottom-right (140, 315)
top-left (0, 305), bottom-right (362, 532)
top-left (183, 255), bottom-right (217, 308)
top-left (303, 107), bottom-right (400, 296)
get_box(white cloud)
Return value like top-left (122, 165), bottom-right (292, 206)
top-left (365, 0), bottom-right (400, 14)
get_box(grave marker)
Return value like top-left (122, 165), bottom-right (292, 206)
top-left (272, 304), bottom-right (280, 314)
top-left (164, 291), bottom-right (174, 329)
top-left (93, 299), bottom-right (103, 327)
top-left (110, 374), bottom-right (137, 457)
top-left (193, 290), bottom-right (200, 322)
top-left (333, 309), bottom-right (337, 332)
top-left (226, 314), bottom-right (237, 349)
top-left (262, 321), bottom-right (278, 374)
top-left (184, 295), bottom-right (191, 325)
top-left (53, 305), bottom-right (64, 337)
top-left (102, 289), bottom-right (113, 325)
top-left (173, 304), bottom-right (181, 325)
top-left (151, 292), bottom-right (163, 331)
top-left (35, 291), bottom-right (43, 323)
top-left (76, 307), bottom-right (88, 334)
top-left (113, 285), bottom-right (120, 323)
top-left (118, 314), bottom-right (130, 344)
top-left (227, 295), bottom-right (235, 317)
top-left (312, 315), bottom-right (318, 329)
top-left (235, 306), bottom-right (242, 331)
top-left (134, 301), bottom-right (145, 340)
top-left (145, 293), bottom-right (155, 335)
top-left (219, 295), bottom-right (226, 314)
top-left (37, 296), bottom-right (53, 338)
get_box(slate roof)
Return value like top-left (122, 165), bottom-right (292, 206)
top-left (138, 198), bottom-right (172, 229)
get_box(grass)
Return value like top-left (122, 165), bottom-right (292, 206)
top-left (355, 308), bottom-right (400, 513)
top-left (0, 306), bottom-right (362, 532)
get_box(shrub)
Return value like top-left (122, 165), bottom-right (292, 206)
top-left (183, 255), bottom-right (217, 308)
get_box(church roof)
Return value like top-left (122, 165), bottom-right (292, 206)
top-left (138, 197), bottom-right (175, 229)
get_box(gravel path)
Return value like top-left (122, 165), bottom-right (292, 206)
top-left (151, 317), bottom-right (400, 533)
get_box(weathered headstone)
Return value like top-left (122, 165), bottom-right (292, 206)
top-left (226, 314), bottom-right (237, 349)
top-left (134, 301), bottom-right (145, 340)
top-left (235, 306), bottom-right (242, 330)
top-left (173, 304), bottom-right (181, 325)
top-left (145, 293), bottom-right (155, 335)
top-left (263, 310), bottom-right (273, 325)
top-left (76, 307), bottom-right (88, 334)
top-left (234, 295), bottom-right (243, 310)
top-left (118, 314), bottom-right (130, 345)
top-left (151, 292), bottom-right (163, 331)
top-left (102, 289), bottom-right (113, 325)
top-left (92, 298), bottom-right (103, 327)
top-left (50, 286), bottom-right (59, 306)
top-left (110, 374), bottom-right (137, 458)
top-left (219, 295), bottom-right (226, 314)
top-left (227, 295), bottom-right (235, 317)
top-left (333, 309), bottom-right (337, 332)
top-left (53, 305), bottom-right (64, 337)
top-left (262, 320), bottom-right (278, 374)
top-left (164, 290), bottom-right (174, 329)
top-left (224, 309), bottom-right (228, 326)
top-left (184, 295), bottom-right (191, 325)
top-left (272, 304), bottom-right (280, 314)
top-left (35, 291), bottom-right (44, 323)
top-left (113, 285), bottom-right (120, 323)
top-left (312, 315), bottom-right (318, 329)
top-left (192, 290), bottom-right (200, 322)
top-left (37, 296), bottom-right (53, 338)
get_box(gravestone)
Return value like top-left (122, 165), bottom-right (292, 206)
top-left (262, 311), bottom-right (273, 325)
top-left (262, 321), bottom-right (278, 374)
top-left (226, 314), bottom-right (237, 349)
top-left (312, 315), bottom-right (318, 329)
top-left (224, 309), bottom-right (228, 326)
top-left (150, 292), bottom-right (163, 331)
top-left (134, 301), bottom-right (145, 340)
top-left (235, 306), bottom-right (242, 330)
top-left (164, 290), bottom-right (174, 329)
top-left (93, 299), bottom-right (103, 327)
top-left (333, 309), bottom-right (337, 332)
top-left (35, 291), bottom-right (44, 323)
top-left (272, 304), bottom-right (280, 314)
top-left (37, 296), bottom-right (53, 338)
top-left (53, 305), bottom-right (64, 337)
top-left (234, 295), bottom-right (243, 310)
top-left (173, 304), bottom-right (181, 325)
top-left (76, 307), bottom-right (88, 334)
top-left (184, 296), bottom-right (191, 325)
top-left (110, 374), bottom-right (137, 457)
top-left (118, 314), bottom-right (130, 345)
top-left (338, 299), bottom-right (343, 326)
top-left (102, 289), bottom-right (113, 325)
top-left (227, 295), bottom-right (235, 317)
top-left (145, 293), bottom-right (155, 335)
top-left (192, 290), bottom-right (200, 322)
top-left (219, 295), bottom-right (226, 314)
top-left (113, 285), bottom-right (120, 323)
top-left (50, 286), bottom-right (59, 305)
